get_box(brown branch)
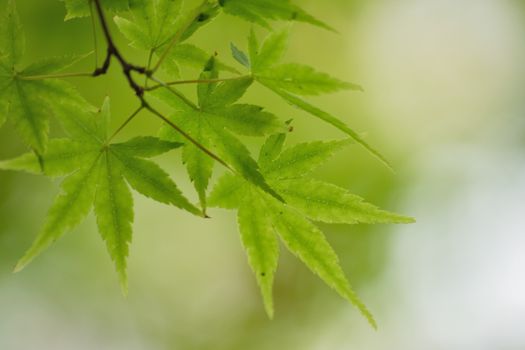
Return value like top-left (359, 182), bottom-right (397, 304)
top-left (90, 0), bottom-right (234, 176)
top-left (92, 0), bottom-right (146, 96)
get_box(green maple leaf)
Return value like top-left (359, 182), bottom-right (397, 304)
top-left (150, 56), bottom-right (282, 213)
top-left (114, 0), bottom-right (184, 51)
top-left (256, 63), bottom-right (363, 96)
top-left (230, 29), bottom-right (391, 168)
top-left (114, 0), bottom-right (237, 76)
top-left (0, 0), bottom-right (413, 324)
top-left (160, 43), bottom-right (239, 77)
top-left (178, 1), bottom-right (222, 42)
top-left (0, 98), bottom-right (201, 291)
top-left (0, 1), bottom-right (92, 154)
top-left (219, 0), bottom-right (334, 31)
top-left (209, 129), bottom-right (414, 325)
top-left (61, 0), bottom-right (130, 20)
top-left (0, 0), bottom-right (24, 68)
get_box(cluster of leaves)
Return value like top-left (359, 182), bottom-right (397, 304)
top-left (0, 0), bottom-right (413, 326)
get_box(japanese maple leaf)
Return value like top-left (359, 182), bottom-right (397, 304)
top-left (0, 98), bottom-right (201, 291)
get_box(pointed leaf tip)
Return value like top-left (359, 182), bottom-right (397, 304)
top-left (261, 84), bottom-right (394, 171)
top-left (119, 272), bottom-right (129, 297)
top-left (13, 260), bottom-right (27, 274)
top-left (220, 0), bottom-right (333, 31)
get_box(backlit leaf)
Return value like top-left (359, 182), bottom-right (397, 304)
top-left (62, 0), bottom-right (129, 20)
top-left (21, 54), bottom-right (92, 76)
top-left (257, 63), bottom-right (363, 96)
top-left (250, 29), bottom-right (288, 73)
top-left (114, 0), bottom-right (183, 51)
top-left (114, 149), bottom-right (201, 216)
top-left (0, 3), bottom-right (95, 153)
top-left (0, 139), bottom-right (99, 177)
top-left (94, 151), bottom-right (134, 292)
top-left (6, 99), bottom-right (198, 292)
top-left (273, 178), bottom-right (415, 225)
top-left (208, 173), bottom-right (245, 210)
top-left (208, 130), bottom-right (413, 323)
top-left (0, 0), bottom-right (24, 67)
top-left (159, 57), bottom-right (282, 211)
top-left (14, 160), bottom-right (101, 272)
top-left (219, 0), bottom-right (333, 31)
top-left (263, 86), bottom-right (391, 169)
top-left (111, 136), bottom-right (182, 158)
top-left (266, 198), bottom-right (377, 328)
top-left (263, 140), bottom-right (349, 179)
top-left (212, 104), bottom-right (282, 137)
top-left (162, 43), bottom-right (239, 77)
top-left (237, 192), bottom-right (279, 318)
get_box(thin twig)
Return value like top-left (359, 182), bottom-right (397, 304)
top-left (89, 0), bottom-right (235, 177)
top-left (145, 104), bottom-right (233, 171)
top-left (92, 0), bottom-right (146, 96)
top-left (145, 75), bottom-right (250, 91)
top-left (106, 106), bottom-right (144, 144)
top-left (147, 76), bottom-right (199, 110)
top-left (144, 50), bottom-right (154, 88)
top-left (20, 72), bottom-right (95, 80)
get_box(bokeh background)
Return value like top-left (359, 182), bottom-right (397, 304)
top-left (1, 0), bottom-right (524, 349)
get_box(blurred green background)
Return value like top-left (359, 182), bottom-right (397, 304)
top-left (1, 0), bottom-right (525, 349)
